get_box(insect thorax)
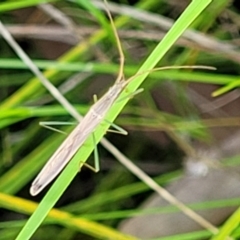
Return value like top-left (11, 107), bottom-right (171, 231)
top-left (107, 81), bottom-right (126, 99)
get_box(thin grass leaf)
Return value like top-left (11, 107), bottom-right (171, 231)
top-left (0, 0), bottom-right (57, 12)
top-left (0, 193), bottom-right (138, 240)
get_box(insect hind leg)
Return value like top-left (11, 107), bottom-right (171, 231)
top-left (78, 133), bottom-right (100, 173)
top-left (103, 118), bottom-right (128, 135)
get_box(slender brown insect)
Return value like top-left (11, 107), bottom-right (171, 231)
top-left (30, 0), bottom-right (214, 196)
top-left (30, 0), bottom-right (133, 196)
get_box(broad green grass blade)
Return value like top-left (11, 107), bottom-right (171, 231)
top-left (16, 1), bottom-right (213, 239)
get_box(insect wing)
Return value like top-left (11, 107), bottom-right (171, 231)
top-left (30, 119), bottom-right (89, 195)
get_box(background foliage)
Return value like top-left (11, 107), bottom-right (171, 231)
top-left (1, 0), bottom-right (240, 239)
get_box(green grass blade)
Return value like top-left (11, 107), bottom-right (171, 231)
top-left (0, 0), bottom-right (58, 12)
top-left (0, 193), bottom-right (138, 240)
top-left (210, 206), bottom-right (240, 240)
top-left (16, 1), bottom-right (213, 239)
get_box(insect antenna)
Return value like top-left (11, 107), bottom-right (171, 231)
top-left (104, 0), bottom-right (125, 83)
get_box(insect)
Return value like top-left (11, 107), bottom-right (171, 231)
top-left (30, 1), bottom-right (214, 196)
top-left (30, 80), bottom-right (132, 196)
top-left (30, 0), bottom-right (136, 196)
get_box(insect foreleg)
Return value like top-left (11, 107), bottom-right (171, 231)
top-left (116, 88), bottom-right (144, 103)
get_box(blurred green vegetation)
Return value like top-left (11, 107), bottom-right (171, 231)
top-left (1, 0), bottom-right (240, 239)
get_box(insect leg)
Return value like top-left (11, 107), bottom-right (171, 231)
top-left (117, 88), bottom-right (144, 103)
top-left (104, 0), bottom-right (125, 83)
top-left (105, 88), bottom-right (144, 134)
top-left (40, 121), bottom-right (77, 135)
top-left (93, 133), bottom-right (100, 172)
top-left (103, 118), bottom-right (128, 135)
top-left (93, 94), bottom-right (98, 103)
top-left (78, 133), bottom-right (100, 173)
